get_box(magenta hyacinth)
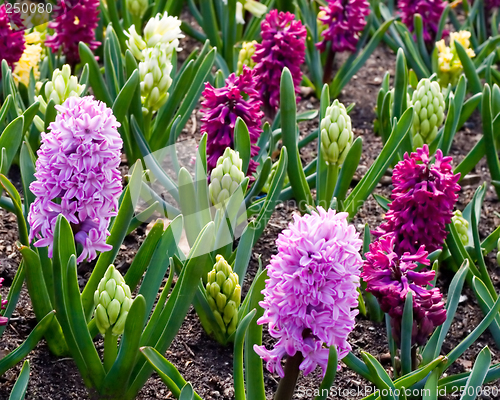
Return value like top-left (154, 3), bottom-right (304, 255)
top-left (201, 66), bottom-right (263, 174)
top-left (317, 0), bottom-right (370, 53)
top-left (0, 4), bottom-right (25, 69)
top-left (46, 0), bottom-right (101, 65)
top-left (484, 0), bottom-right (500, 9)
top-left (252, 10), bottom-right (306, 114)
top-left (374, 145), bottom-right (460, 256)
top-left (398, 0), bottom-right (447, 43)
top-left (0, 277), bottom-right (7, 326)
top-left (362, 235), bottom-right (446, 345)
top-left (28, 96), bottom-right (123, 263)
top-left (254, 207), bottom-right (362, 378)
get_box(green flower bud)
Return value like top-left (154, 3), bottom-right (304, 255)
top-left (139, 45), bottom-right (173, 112)
top-left (320, 99), bottom-right (353, 165)
top-left (262, 160), bottom-right (289, 194)
top-left (126, 0), bottom-right (148, 19)
top-left (205, 255), bottom-right (242, 336)
top-left (36, 64), bottom-right (84, 113)
top-left (209, 148), bottom-right (245, 207)
top-left (237, 41), bottom-right (257, 75)
top-left (410, 79), bottom-right (445, 149)
top-left (452, 210), bottom-right (469, 246)
top-left (93, 265), bottom-right (132, 336)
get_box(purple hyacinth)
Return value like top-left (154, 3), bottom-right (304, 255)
top-left (317, 0), bottom-right (371, 53)
top-left (28, 96), bottom-right (123, 263)
top-left (0, 277), bottom-right (7, 326)
top-left (374, 145), bottom-right (460, 256)
top-left (254, 207), bottom-right (362, 378)
top-left (200, 66), bottom-right (263, 174)
top-left (398, 0), bottom-right (447, 43)
top-left (0, 4), bottom-right (25, 69)
top-left (252, 10), bottom-right (306, 115)
top-left (484, 0), bottom-right (500, 9)
top-left (362, 235), bottom-right (446, 346)
top-left (46, 0), bottom-right (101, 65)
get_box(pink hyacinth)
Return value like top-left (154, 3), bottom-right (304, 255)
top-left (374, 145), bottom-right (460, 255)
top-left (398, 0), bottom-right (447, 43)
top-left (252, 10), bottom-right (306, 115)
top-left (0, 4), bottom-right (25, 69)
top-left (0, 278), bottom-right (7, 326)
top-left (46, 0), bottom-right (101, 65)
top-left (317, 0), bottom-right (370, 53)
top-left (254, 207), bottom-right (362, 378)
top-left (200, 66), bottom-right (263, 174)
top-left (28, 96), bottom-right (123, 263)
top-left (362, 235), bottom-right (446, 345)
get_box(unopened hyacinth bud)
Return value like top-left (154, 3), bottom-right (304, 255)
top-left (374, 145), bottom-right (460, 255)
top-left (209, 148), bottom-right (245, 206)
top-left (94, 265), bottom-right (132, 336)
top-left (237, 41), bottom-right (257, 75)
top-left (28, 96), bottom-right (123, 263)
top-left (452, 210), bottom-right (469, 246)
top-left (126, 0), bottom-right (148, 19)
top-left (320, 99), bottom-right (353, 165)
top-left (255, 207), bottom-right (362, 378)
top-left (205, 255), bottom-right (241, 335)
top-left (411, 79), bottom-right (445, 149)
top-left (0, 278), bottom-right (8, 326)
top-left (125, 25), bottom-right (147, 60)
top-left (363, 235), bottom-right (446, 346)
top-left (139, 46), bottom-right (173, 112)
top-left (36, 65), bottom-right (85, 112)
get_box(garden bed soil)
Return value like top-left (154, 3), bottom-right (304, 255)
top-left (1, 28), bottom-right (500, 400)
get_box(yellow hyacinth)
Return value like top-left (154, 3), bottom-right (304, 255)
top-left (436, 30), bottom-right (475, 88)
top-left (13, 40), bottom-right (43, 87)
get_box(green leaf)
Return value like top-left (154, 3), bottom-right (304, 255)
top-left (455, 40), bottom-right (482, 95)
top-left (280, 68), bottom-right (313, 211)
top-left (233, 221), bottom-right (255, 283)
top-left (179, 383), bottom-right (195, 400)
top-left (0, 262), bottom-right (24, 337)
top-left (315, 346), bottom-right (338, 400)
top-left (0, 311), bottom-right (54, 375)
top-left (333, 137), bottom-right (363, 204)
top-left (460, 346), bottom-right (491, 400)
top-left (112, 69), bottom-right (139, 124)
top-left (0, 175), bottom-right (28, 246)
top-left (471, 277), bottom-right (500, 347)
top-left (234, 309), bottom-right (257, 400)
top-left (482, 85), bottom-right (500, 198)
top-left (19, 142), bottom-right (36, 217)
top-left (78, 42), bottom-right (113, 106)
top-left (0, 115), bottom-right (24, 175)
top-left (9, 360), bottom-right (30, 400)
top-left (234, 118), bottom-right (251, 174)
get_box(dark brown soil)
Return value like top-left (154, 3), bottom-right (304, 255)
top-left (1, 13), bottom-right (500, 400)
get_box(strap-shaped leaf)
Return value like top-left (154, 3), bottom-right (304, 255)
top-left (460, 346), bottom-right (491, 400)
top-left (234, 309), bottom-right (257, 400)
top-left (333, 137), bottom-right (363, 204)
top-left (315, 346), bottom-right (338, 400)
top-left (8, 359), bottom-right (30, 400)
top-left (472, 276), bottom-right (500, 347)
top-left (234, 118), bottom-right (251, 174)
top-left (0, 115), bottom-right (24, 175)
top-left (455, 40), bottom-right (482, 95)
top-left (482, 85), bottom-right (500, 198)
top-left (79, 42), bottom-right (113, 106)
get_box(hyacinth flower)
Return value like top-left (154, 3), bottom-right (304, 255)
top-left (200, 66), bottom-right (263, 174)
top-left (0, 4), bottom-right (25, 70)
top-left (436, 31), bottom-right (475, 88)
top-left (397, 0), bottom-right (447, 44)
top-left (237, 40), bottom-right (257, 75)
top-left (209, 148), bottom-right (246, 207)
top-left (46, 0), bottom-right (100, 65)
top-left (363, 235), bottom-right (447, 347)
top-left (13, 31), bottom-right (43, 87)
top-left (316, 0), bottom-right (370, 83)
top-left (374, 145), bottom-right (461, 255)
top-left (255, 207), bottom-right (362, 387)
top-left (125, 11), bottom-right (183, 61)
top-left (452, 210), bottom-right (469, 246)
top-left (28, 96), bottom-right (123, 263)
top-left (252, 10), bottom-right (306, 118)
top-left (410, 79), bottom-right (446, 148)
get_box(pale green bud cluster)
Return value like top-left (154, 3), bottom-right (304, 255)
top-left (411, 79), bottom-right (445, 149)
top-left (209, 148), bottom-right (245, 206)
top-left (139, 46), bottom-right (173, 112)
top-left (205, 255), bottom-right (241, 336)
top-left (237, 41), bottom-right (257, 75)
top-left (320, 99), bottom-right (353, 165)
top-left (452, 210), bottom-right (469, 246)
top-left (35, 64), bottom-right (84, 113)
top-left (125, 25), bottom-right (147, 60)
top-left (94, 265), bottom-right (132, 336)
top-left (126, 0), bottom-right (148, 19)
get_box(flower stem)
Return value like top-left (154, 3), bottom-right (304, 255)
top-left (323, 46), bottom-right (335, 84)
top-left (104, 331), bottom-right (118, 372)
top-left (274, 352), bottom-right (304, 400)
top-left (324, 163), bottom-right (339, 208)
